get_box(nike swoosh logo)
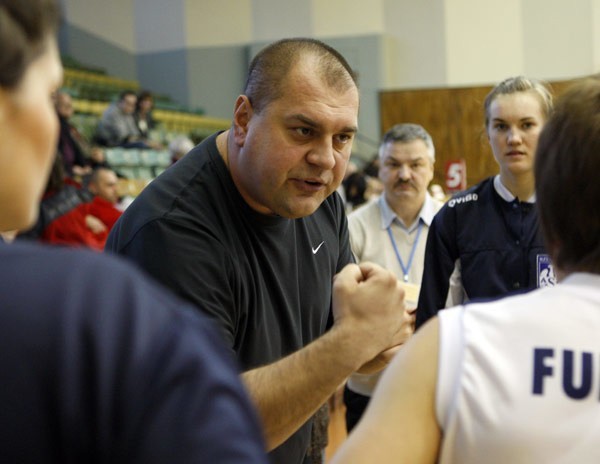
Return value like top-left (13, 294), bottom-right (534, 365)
top-left (312, 241), bottom-right (325, 254)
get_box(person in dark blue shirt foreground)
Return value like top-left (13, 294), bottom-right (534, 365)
top-left (0, 0), bottom-right (267, 461)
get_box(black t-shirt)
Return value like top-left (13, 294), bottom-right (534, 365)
top-left (0, 241), bottom-right (267, 463)
top-left (106, 132), bottom-right (354, 463)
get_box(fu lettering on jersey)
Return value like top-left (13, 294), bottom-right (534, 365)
top-left (537, 254), bottom-right (556, 288)
top-left (532, 348), bottom-right (594, 400)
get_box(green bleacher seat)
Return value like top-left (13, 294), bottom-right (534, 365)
top-left (138, 149), bottom-right (159, 166)
top-left (156, 150), bottom-right (172, 167)
top-left (114, 166), bottom-right (138, 179)
top-left (105, 148), bottom-right (126, 165)
top-left (136, 167), bottom-right (155, 180)
top-left (120, 149), bottom-right (140, 165)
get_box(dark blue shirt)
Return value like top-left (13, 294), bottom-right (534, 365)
top-left (0, 241), bottom-right (267, 463)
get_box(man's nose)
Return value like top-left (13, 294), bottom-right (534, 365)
top-left (397, 164), bottom-right (411, 180)
top-left (307, 140), bottom-right (336, 170)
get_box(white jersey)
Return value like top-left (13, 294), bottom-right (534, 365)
top-left (437, 273), bottom-right (600, 464)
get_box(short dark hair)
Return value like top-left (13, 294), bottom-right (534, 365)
top-left (119, 89), bottom-right (137, 101)
top-left (535, 76), bottom-right (600, 274)
top-left (0, 0), bottom-right (60, 88)
top-left (244, 38), bottom-right (357, 113)
top-left (136, 89), bottom-right (153, 109)
top-left (88, 166), bottom-right (115, 186)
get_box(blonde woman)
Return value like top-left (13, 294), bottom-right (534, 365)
top-left (417, 76), bottom-right (555, 328)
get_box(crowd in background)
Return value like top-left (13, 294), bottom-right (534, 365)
top-left (11, 88), bottom-right (195, 250)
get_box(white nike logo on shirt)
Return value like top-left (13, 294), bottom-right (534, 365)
top-left (312, 241), bottom-right (325, 254)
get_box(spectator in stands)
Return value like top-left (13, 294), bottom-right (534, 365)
top-left (19, 154), bottom-right (109, 251)
top-left (343, 171), bottom-right (369, 212)
top-left (429, 183), bottom-right (447, 202)
top-left (168, 134), bottom-right (195, 164)
top-left (0, 0), bottom-right (268, 461)
top-left (87, 167), bottom-right (123, 230)
top-left (362, 153), bottom-right (380, 177)
top-left (96, 90), bottom-right (158, 149)
top-left (55, 90), bottom-right (92, 178)
top-left (336, 159), bottom-right (357, 207)
top-left (360, 154), bottom-right (384, 198)
top-left (87, 145), bottom-right (109, 169)
top-left (107, 38), bottom-right (413, 464)
top-left (134, 90), bottom-right (156, 138)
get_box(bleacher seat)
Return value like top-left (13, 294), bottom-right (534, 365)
top-left (136, 166), bottom-right (154, 181)
top-left (121, 149), bottom-right (141, 165)
top-left (106, 147), bottom-right (172, 181)
top-left (138, 150), bottom-right (159, 166)
top-left (105, 148), bottom-right (127, 166)
top-left (115, 166), bottom-right (138, 180)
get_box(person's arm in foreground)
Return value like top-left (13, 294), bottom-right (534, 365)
top-left (242, 262), bottom-right (414, 450)
top-left (331, 317), bottom-right (441, 464)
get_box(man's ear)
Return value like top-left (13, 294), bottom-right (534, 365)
top-left (232, 95), bottom-right (253, 146)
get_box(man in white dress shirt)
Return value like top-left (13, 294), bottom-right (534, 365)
top-left (343, 123), bottom-right (443, 431)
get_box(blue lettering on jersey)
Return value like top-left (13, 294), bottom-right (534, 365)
top-left (532, 348), bottom-right (594, 400)
top-left (563, 350), bottom-right (593, 399)
top-left (533, 348), bottom-right (554, 394)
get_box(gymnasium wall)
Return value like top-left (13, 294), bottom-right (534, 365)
top-left (58, 0), bottom-right (600, 162)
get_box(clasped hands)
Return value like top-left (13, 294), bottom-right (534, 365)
top-left (332, 262), bottom-right (416, 374)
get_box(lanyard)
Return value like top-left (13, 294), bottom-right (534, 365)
top-left (386, 221), bottom-right (423, 282)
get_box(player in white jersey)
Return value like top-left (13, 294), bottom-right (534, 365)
top-left (331, 77), bottom-right (600, 464)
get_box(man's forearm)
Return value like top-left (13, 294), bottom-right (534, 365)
top-left (242, 262), bottom-right (413, 451)
top-left (241, 326), bottom-right (362, 451)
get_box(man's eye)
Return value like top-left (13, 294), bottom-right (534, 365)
top-left (336, 134), bottom-right (353, 144)
top-left (296, 127), bottom-right (313, 137)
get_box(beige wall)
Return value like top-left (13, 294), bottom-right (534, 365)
top-left (185, 0), bottom-right (252, 47)
top-left (62, 0), bottom-right (600, 153)
top-left (312, 0), bottom-right (385, 37)
top-left (62, 0), bottom-right (136, 52)
top-left (65, 0), bottom-right (600, 85)
top-left (444, 0), bottom-right (524, 85)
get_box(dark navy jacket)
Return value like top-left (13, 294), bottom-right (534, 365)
top-left (417, 177), bottom-right (551, 329)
